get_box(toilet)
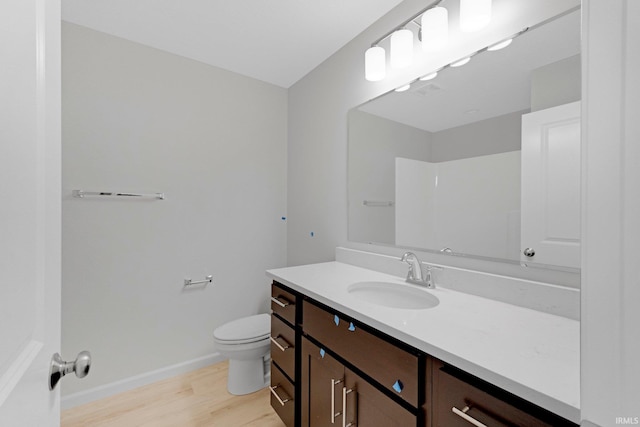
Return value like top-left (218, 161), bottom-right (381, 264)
top-left (213, 313), bottom-right (271, 395)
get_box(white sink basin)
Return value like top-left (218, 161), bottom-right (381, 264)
top-left (347, 281), bottom-right (439, 310)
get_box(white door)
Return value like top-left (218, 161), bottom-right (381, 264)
top-left (0, 0), bottom-right (62, 425)
top-left (520, 101), bottom-right (581, 268)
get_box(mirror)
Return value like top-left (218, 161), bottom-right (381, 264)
top-left (348, 9), bottom-right (581, 268)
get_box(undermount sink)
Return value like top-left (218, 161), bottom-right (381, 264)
top-left (347, 281), bottom-right (439, 310)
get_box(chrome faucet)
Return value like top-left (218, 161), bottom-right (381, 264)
top-left (400, 252), bottom-right (440, 289)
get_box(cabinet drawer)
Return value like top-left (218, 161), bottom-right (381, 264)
top-left (271, 314), bottom-right (295, 380)
top-left (270, 363), bottom-right (295, 427)
top-left (271, 282), bottom-right (296, 326)
top-left (433, 362), bottom-right (577, 427)
top-left (303, 300), bottom-right (420, 407)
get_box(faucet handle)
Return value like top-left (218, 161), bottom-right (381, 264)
top-left (423, 264), bottom-right (443, 289)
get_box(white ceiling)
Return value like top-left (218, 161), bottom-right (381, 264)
top-left (61, 0), bottom-right (405, 88)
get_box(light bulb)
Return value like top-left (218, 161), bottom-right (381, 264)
top-left (365, 46), bottom-right (386, 81)
top-left (460, 0), bottom-right (492, 32)
top-left (488, 38), bottom-right (512, 51)
top-left (421, 7), bottom-right (448, 51)
top-left (451, 57), bottom-right (471, 67)
top-left (420, 72), bottom-right (438, 81)
top-left (390, 29), bottom-right (413, 69)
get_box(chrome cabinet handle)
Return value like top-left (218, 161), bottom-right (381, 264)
top-left (49, 351), bottom-right (91, 391)
top-left (269, 335), bottom-right (291, 352)
top-left (452, 405), bottom-right (487, 427)
top-left (342, 387), bottom-right (355, 427)
top-left (523, 247), bottom-right (536, 257)
top-left (269, 384), bottom-right (291, 406)
top-left (330, 378), bottom-right (343, 423)
top-left (270, 296), bottom-right (290, 308)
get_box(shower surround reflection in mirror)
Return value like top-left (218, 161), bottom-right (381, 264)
top-left (348, 9), bottom-right (581, 269)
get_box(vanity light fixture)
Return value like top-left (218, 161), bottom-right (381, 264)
top-left (421, 6), bottom-right (448, 52)
top-left (451, 56), bottom-right (471, 67)
top-left (487, 38), bottom-right (513, 51)
top-left (420, 71), bottom-right (439, 81)
top-left (386, 27), bottom-right (529, 93)
top-left (390, 28), bottom-right (414, 69)
top-left (365, 46), bottom-right (386, 81)
top-left (460, 0), bottom-right (492, 33)
top-left (363, 0), bottom-right (513, 81)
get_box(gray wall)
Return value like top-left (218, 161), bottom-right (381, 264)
top-left (431, 110), bottom-right (524, 162)
top-left (62, 23), bottom-right (287, 395)
top-left (287, 0), bottom-right (581, 268)
top-left (531, 54), bottom-right (581, 112)
top-left (348, 110), bottom-right (431, 244)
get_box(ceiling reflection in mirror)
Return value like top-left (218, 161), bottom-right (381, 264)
top-left (348, 9), bottom-right (581, 268)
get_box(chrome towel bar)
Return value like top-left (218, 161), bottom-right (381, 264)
top-left (362, 200), bottom-right (394, 207)
top-left (72, 190), bottom-right (165, 200)
top-left (184, 275), bottom-right (213, 287)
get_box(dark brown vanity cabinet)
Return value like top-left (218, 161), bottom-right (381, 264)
top-left (431, 360), bottom-right (578, 427)
top-left (269, 281), bottom-right (578, 427)
top-left (270, 283), bottom-right (300, 427)
top-left (301, 300), bottom-right (421, 427)
top-left (301, 337), bottom-right (417, 427)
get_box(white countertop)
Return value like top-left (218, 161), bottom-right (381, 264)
top-left (267, 261), bottom-right (580, 424)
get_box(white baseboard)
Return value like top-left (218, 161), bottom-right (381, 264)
top-left (61, 352), bottom-right (226, 410)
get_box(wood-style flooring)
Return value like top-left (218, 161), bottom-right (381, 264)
top-left (61, 361), bottom-right (285, 427)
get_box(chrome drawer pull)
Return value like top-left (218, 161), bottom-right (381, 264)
top-left (271, 296), bottom-right (290, 308)
top-left (269, 384), bottom-right (291, 406)
top-left (452, 405), bottom-right (487, 427)
top-left (269, 335), bottom-right (291, 352)
top-left (330, 378), bottom-right (343, 423)
top-left (342, 387), bottom-right (355, 427)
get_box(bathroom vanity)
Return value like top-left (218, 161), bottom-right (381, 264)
top-left (267, 262), bottom-right (579, 427)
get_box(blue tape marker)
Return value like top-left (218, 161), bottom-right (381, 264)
top-left (310, 231), bottom-right (315, 237)
top-left (320, 348), bottom-right (325, 358)
top-left (281, 216), bottom-right (286, 220)
top-left (334, 315), bottom-right (340, 326)
top-left (392, 380), bottom-right (404, 393)
top-left (348, 322), bottom-right (356, 332)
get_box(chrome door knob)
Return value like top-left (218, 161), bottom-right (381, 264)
top-left (523, 248), bottom-right (536, 257)
top-left (49, 351), bottom-right (92, 391)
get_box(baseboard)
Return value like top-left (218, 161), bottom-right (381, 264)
top-left (61, 352), bottom-right (226, 410)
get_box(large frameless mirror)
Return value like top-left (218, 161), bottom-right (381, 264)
top-left (348, 9), bottom-right (581, 269)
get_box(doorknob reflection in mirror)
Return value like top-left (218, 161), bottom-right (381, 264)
top-left (49, 351), bottom-right (92, 391)
top-left (523, 248), bottom-right (536, 257)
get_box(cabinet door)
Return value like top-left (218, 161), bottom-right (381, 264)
top-left (301, 338), bottom-right (346, 427)
top-left (521, 101), bottom-right (581, 268)
top-left (343, 367), bottom-right (417, 427)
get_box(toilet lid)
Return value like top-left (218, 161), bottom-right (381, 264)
top-left (213, 313), bottom-right (270, 344)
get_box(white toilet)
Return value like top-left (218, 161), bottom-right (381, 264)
top-left (213, 313), bottom-right (271, 395)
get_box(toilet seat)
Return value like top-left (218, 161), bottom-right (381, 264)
top-left (213, 313), bottom-right (270, 345)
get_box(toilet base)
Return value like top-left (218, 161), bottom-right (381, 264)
top-left (227, 357), bottom-right (269, 395)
